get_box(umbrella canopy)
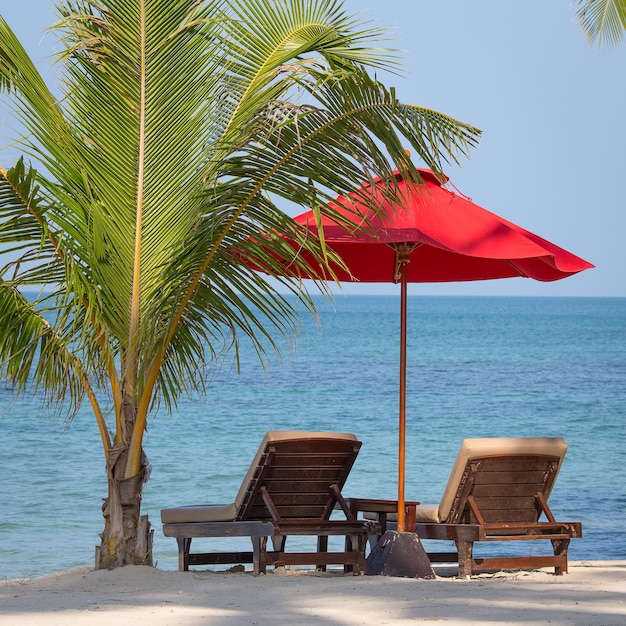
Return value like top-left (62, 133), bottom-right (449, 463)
top-left (292, 169), bottom-right (593, 284)
top-left (264, 169), bottom-right (594, 532)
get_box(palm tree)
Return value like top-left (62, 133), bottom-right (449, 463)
top-left (575, 0), bottom-right (626, 47)
top-left (0, 0), bottom-right (479, 570)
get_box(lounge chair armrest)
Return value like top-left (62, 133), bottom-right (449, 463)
top-left (261, 486), bottom-right (281, 522)
top-left (330, 484), bottom-right (356, 521)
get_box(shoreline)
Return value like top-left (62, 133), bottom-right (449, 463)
top-left (2, 561), bottom-right (625, 625)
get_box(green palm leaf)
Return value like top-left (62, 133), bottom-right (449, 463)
top-left (575, 0), bottom-right (626, 47)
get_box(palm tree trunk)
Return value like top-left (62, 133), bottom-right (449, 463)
top-left (96, 444), bottom-right (153, 569)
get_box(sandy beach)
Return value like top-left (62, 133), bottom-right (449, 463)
top-left (1, 561), bottom-right (624, 625)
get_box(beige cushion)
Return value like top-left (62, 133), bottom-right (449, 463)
top-left (161, 503), bottom-right (237, 524)
top-left (362, 503), bottom-right (439, 524)
top-left (413, 503), bottom-right (440, 523)
top-left (161, 430), bottom-right (358, 524)
top-left (436, 437), bottom-right (567, 523)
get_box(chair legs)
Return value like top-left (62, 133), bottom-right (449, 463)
top-left (551, 537), bottom-right (571, 575)
top-left (342, 533), bottom-right (368, 574)
top-left (177, 538), bottom-right (191, 572)
top-left (455, 540), bottom-right (474, 578)
top-left (252, 536), bottom-right (265, 575)
top-left (317, 536), bottom-right (329, 572)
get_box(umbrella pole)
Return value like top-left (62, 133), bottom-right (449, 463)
top-left (397, 264), bottom-right (408, 533)
top-left (365, 249), bottom-right (434, 579)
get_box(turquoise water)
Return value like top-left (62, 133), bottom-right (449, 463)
top-left (1, 296), bottom-right (624, 579)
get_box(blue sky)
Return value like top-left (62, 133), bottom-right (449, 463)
top-left (2, 1), bottom-right (625, 297)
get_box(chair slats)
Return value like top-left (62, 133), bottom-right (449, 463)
top-left (473, 508), bottom-right (543, 524)
top-left (238, 439), bottom-right (360, 522)
top-left (248, 480), bottom-right (341, 494)
top-left (258, 467), bottom-right (348, 480)
top-left (269, 453), bottom-right (354, 467)
top-left (472, 482), bottom-right (544, 497)
top-left (473, 470), bottom-right (553, 485)
top-left (469, 496), bottom-right (540, 512)
top-left (474, 456), bottom-right (558, 471)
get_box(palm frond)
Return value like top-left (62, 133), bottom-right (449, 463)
top-left (205, 0), bottom-right (403, 174)
top-left (0, 286), bottom-right (85, 410)
top-left (575, 0), bottom-right (626, 47)
top-left (0, 159), bottom-right (68, 285)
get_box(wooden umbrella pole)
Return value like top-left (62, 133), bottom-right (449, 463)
top-left (397, 261), bottom-right (408, 533)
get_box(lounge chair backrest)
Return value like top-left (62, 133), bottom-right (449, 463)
top-left (234, 431), bottom-right (360, 521)
top-left (438, 437), bottom-right (567, 523)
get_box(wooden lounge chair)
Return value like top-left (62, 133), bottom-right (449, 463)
top-left (161, 431), bottom-right (379, 575)
top-left (354, 437), bottom-right (582, 577)
top-left (411, 437), bottom-right (582, 576)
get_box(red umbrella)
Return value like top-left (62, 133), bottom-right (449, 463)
top-left (284, 168), bottom-right (593, 534)
top-left (293, 169), bottom-right (592, 283)
top-left (247, 169), bottom-right (593, 532)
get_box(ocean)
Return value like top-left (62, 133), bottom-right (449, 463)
top-left (1, 295), bottom-right (624, 580)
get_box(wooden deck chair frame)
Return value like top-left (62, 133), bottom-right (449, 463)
top-left (161, 431), bottom-right (380, 575)
top-left (410, 437), bottom-right (583, 577)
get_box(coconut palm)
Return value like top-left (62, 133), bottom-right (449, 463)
top-left (575, 0), bottom-right (626, 47)
top-left (0, 0), bottom-right (479, 569)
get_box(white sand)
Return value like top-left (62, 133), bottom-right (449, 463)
top-left (1, 561), bottom-right (625, 625)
